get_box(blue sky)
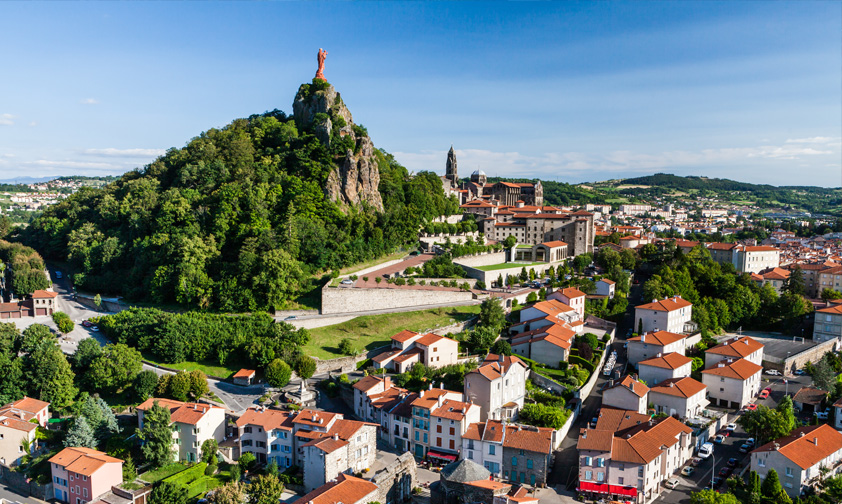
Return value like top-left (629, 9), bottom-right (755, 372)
top-left (1, 1), bottom-right (840, 187)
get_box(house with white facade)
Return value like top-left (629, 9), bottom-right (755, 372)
top-left (0, 397), bottom-right (50, 427)
top-left (137, 398), bottom-right (226, 463)
top-left (648, 377), bottom-right (708, 420)
top-left (750, 424), bottom-right (842, 498)
top-left (751, 267), bottom-right (790, 294)
top-left (510, 300), bottom-right (582, 335)
top-left (626, 331), bottom-right (687, 368)
top-left (462, 420), bottom-right (505, 477)
top-left (510, 323), bottom-right (574, 368)
top-left (637, 352), bottom-right (692, 386)
top-left (834, 397), bottom-right (842, 430)
top-left (602, 376), bottom-right (649, 414)
top-left (596, 279), bottom-right (615, 299)
top-left (464, 354), bottom-right (527, 421)
top-left (352, 375), bottom-right (396, 422)
top-left (548, 287), bottom-right (586, 318)
top-left (814, 304), bottom-right (842, 346)
top-left (577, 416), bottom-right (694, 504)
top-left (704, 336), bottom-right (764, 368)
top-left (738, 246), bottom-right (781, 274)
top-left (634, 296), bottom-right (693, 335)
top-left (701, 358), bottom-right (762, 408)
top-left (372, 330), bottom-right (459, 372)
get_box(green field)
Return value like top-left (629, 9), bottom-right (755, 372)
top-left (142, 354), bottom-right (240, 379)
top-left (475, 261), bottom-right (547, 272)
top-left (139, 463), bottom-right (189, 483)
top-left (304, 305), bottom-right (481, 359)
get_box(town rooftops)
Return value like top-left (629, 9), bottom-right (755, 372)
top-left (481, 353), bottom-right (527, 372)
top-left (431, 399), bottom-right (474, 421)
top-left (610, 417), bottom-right (692, 464)
top-left (137, 398), bottom-right (222, 426)
top-left (598, 279), bottom-right (615, 285)
top-left (744, 246), bottom-right (778, 252)
top-left (503, 424), bottom-right (553, 454)
top-left (292, 473), bottom-right (377, 504)
top-left (49, 447), bottom-right (122, 476)
top-left (707, 242), bottom-right (738, 251)
top-left (302, 435), bottom-right (348, 454)
top-left (416, 333), bottom-right (455, 347)
top-left (753, 424), bottom-right (842, 470)
top-left (557, 287), bottom-right (586, 299)
top-left (628, 330), bottom-right (686, 347)
top-left (4, 396), bottom-right (49, 415)
top-left (391, 329), bottom-right (419, 343)
top-left (706, 336), bottom-right (764, 359)
top-left (595, 408), bottom-right (652, 432)
top-left (648, 377), bottom-right (707, 399)
top-left (0, 415), bottom-right (37, 433)
top-left (638, 352), bottom-right (692, 370)
top-left (701, 358), bottom-right (762, 380)
top-left (577, 428), bottom-right (614, 452)
top-left (540, 241), bottom-right (568, 248)
top-left (410, 388), bottom-right (451, 409)
top-left (236, 407), bottom-right (294, 431)
top-left (792, 387), bottom-right (828, 406)
top-left (292, 409), bottom-right (339, 428)
top-left (352, 375), bottom-right (389, 393)
top-left (31, 290), bottom-right (58, 299)
top-left (606, 376), bottom-right (649, 398)
top-left (636, 296), bottom-right (692, 312)
top-left (530, 300), bottom-right (575, 317)
top-left (817, 304), bottom-right (842, 316)
top-left (464, 419), bottom-right (506, 443)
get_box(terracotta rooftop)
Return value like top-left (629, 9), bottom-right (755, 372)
top-left (540, 241), bottom-right (568, 248)
top-left (353, 375), bottom-right (388, 393)
top-left (31, 290), bottom-right (58, 299)
top-left (636, 296), bottom-right (692, 312)
top-left (701, 358), bottom-right (762, 380)
top-left (595, 408), bottom-right (651, 432)
top-left (292, 473), bottom-right (377, 504)
top-left (292, 409), bottom-right (339, 428)
top-left (233, 369), bottom-right (255, 379)
top-left (236, 407), bottom-right (294, 431)
top-left (302, 436), bottom-right (348, 454)
top-left (606, 376), bottom-right (649, 398)
top-left (416, 333), bottom-right (454, 347)
top-left (753, 424), bottom-right (842, 470)
top-left (706, 336), bottom-right (764, 358)
top-left (638, 352), bottom-right (692, 370)
top-left (431, 400), bottom-right (474, 421)
top-left (557, 287), bottom-right (586, 299)
top-left (503, 424), bottom-right (553, 454)
top-left (649, 377), bottom-right (707, 399)
top-left (49, 447), bottom-right (122, 476)
top-left (391, 330), bottom-right (419, 343)
top-left (628, 330), bottom-right (686, 347)
top-left (577, 428), bottom-right (614, 452)
top-left (529, 300), bottom-right (574, 317)
top-left (8, 396), bottom-right (49, 414)
top-left (817, 304), bottom-right (842, 315)
top-left (792, 387), bottom-right (828, 406)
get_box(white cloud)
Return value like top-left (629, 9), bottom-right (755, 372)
top-left (785, 136), bottom-right (841, 144)
top-left (82, 148), bottom-right (166, 158)
top-left (80, 98), bottom-right (99, 105)
top-left (28, 121), bottom-right (37, 127)
top-left (0, 114), bottom-right (14, 126)
top-left (27, 160), bottom-right (121, 170)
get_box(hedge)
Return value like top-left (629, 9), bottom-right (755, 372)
top-left (185, 475), bottom-right (223, 498)
top-left (569, 355), bottom-right (595, 373)
top-left (163, 463), bottom-right (207, 487)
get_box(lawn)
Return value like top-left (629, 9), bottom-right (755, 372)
top-left (304, 305), bottom-right (481, 359)
top-left (139, 463), bottom-right (189, 483)
top-left (142, 353), bottom-right (240, 379)
top-left (341, 249), bottom-right (408, 275)
top-left (475, 261), bottom-right (547, 272)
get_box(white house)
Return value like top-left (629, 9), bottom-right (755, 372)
top-left (834, 397), bottom-right (842, 430)
top-left (602, 376), bottom-right (649, 414)
top-left (637, 352), bottom-right (692, 386)
top-left (750, 424), bottom-right (842, 498)
top-left (634, 296), bottom-right (693, 335)
top-left (648, 377), bottom-right (708, 420)
top-left (461, 419), bottom-right (505, 476)
top-left (737, 246), bottom-right (781, 274)
top-left (137, 398), bottom-right (226, 463)
top-left (372, 330), bottom-right (459, 372)
top-left (510, 323), bottom-right (575, 368)
top-left (464, 354), bottom-right (528, 421)
top-left (549, 287), bottom-right (586, 318)
top-left (511, 300), bottom-right (582, 336)
top-left (352, 375), bottom-right (393, 422)
top-left (626, 331), bottom-right (687, 368)
top-left (704, 336), bottom-right (765, 368)
top-left (596, 279), bottom-right (615, 299)
top-left (701, 358), bottom-right (762, 409)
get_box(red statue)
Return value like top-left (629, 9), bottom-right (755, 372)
top-left (315, 48), bottom-right (328, 81)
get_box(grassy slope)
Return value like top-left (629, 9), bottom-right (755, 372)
top-left (304, 305), bottom-right (481, 359)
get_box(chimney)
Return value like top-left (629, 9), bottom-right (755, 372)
top-left (333, 433), bottom-right (339, 440)
top-left (420, 390), bottom-right (425, 398)
top-left (718, 362), bottom-right (725, 368)
top-left (657, 352), bottom-right (662, 358)
top-left (800, 432), bottom-right (805, 437)
top-left (744, 339), bottom-right (749, 345)
top-left (814, 437), bottom-right (818, 446)
top-left (630, 382), bottom-right (634, 392)
top-left (437, 396), bottom-right (443, 407)
top-left (429, 383), bottom-right (433, 391)
top-left (499, 354), bottom-right (504, 363)
top-left (669, 382), bottom-right (675, 388)
top-left (641, 335), bottom-right (645, 343)
top-left (652, 299), bottom-right (657, 303)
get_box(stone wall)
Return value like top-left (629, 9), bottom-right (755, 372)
top-left (429, 316), bottom-right (479, 336)
top-left (369, 452), bottom-right (417, 504)
top-left (453, 251), bottom-right (507, 268)
top-left (765, 337), bottom-right (837, 374)
top-left (576, 326), bottom-right (615, 401)
top-left (314, 354), bottom-right (365, 375)
top-left (461, 262), bottom-right (558, 286)
top-left (0, 464), bottom-right (52, 500)
top-left (528, 370), bottom-right (567, 395)
top-left (321, 285), bottom-right (475, 315)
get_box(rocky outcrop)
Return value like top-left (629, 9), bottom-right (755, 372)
top-left (293, 81), bottom-right (384, 211)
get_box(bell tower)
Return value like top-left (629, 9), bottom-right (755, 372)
top-left (446, 146), bottom-right (458, 184)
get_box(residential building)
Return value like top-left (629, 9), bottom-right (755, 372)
top-left (791, 387), bottom-right (827, 415)
top-left (751, 267), bottom-right (790, 294)
top-left (0, 410), bottom-right (37, 466)
top-left (833, 397), bottom-right (842, 430)
top-left (50, 447), bottom-right (123, 504)
top-left (407, 387), bottom-right (466, 460)
top-left (516, 299), bottom-right (582, 331)
top-left (430, 399), bottom-right (481, 456)
top-left (596, 279), bottom-right (615, 299)
top-left (813, 304), bottom-right (842, 346)
top-left (0, 396), bottom-right (50, 427)
top-left (602, 376), bottom-right (649, 414)
top-left (704, 336), bottom-right (765, 368)
top-left (577, 416), bottom-right (694, 504)
top-left (548, 288), bottom-right (586, 318)
top-left (433, 458), bottom-right (530, 504)
top-left (462, 420), bottom-right (505, 476)
top-left (302, 435), bottom-right (350, 492)
top-left (31, 290), bottom-right (58, 316)
top-left (701, 358), bottom-right (763, 408)
top-left (818, 266), bottom-right (842, 295)
top-left (501, 424), bottom-right (554, 487)
top-left (738, 246), bottom-right (781, 274)
top-left (232, 369), bottom-right (255, 386)
top-left (352, 375), bottom-right (394, 421)
top-left (463, 354), bottom-right (527, 421)
top-left (750, 424), bottom-right (842, 498)
top-left (372, 330), bottom-right (459, 372)
top-left (510, 322), bottom-right (575, 367)
top-left (634, 297), bottom-right (693, 335)
top-left (236, 407), bottom-right (295, 467)
top-left (626, 331), bottom-right (687, 368)
top-left (137, 398), bottom-right (225, 463)
top-left (292, 473), bottom-right (378, 504)
top-left (637, 352), bottom-right (692, 386)
top-left (648, 377), bottom-right (708, 420)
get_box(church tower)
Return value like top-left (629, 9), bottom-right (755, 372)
top-left (446, 146), bottom-right (458, 184)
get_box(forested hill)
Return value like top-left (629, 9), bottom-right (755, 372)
top-left (20, 79), bottom-right (458, 312)
top-left (619, 173), bottom-right (836, 192)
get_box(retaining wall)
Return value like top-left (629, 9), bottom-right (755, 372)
top-left (350, 257), bottom-right (409, 278)
top-left (461, 261), bottom-right (560, 286)
top-left (0, 464), bottom-right (52, 499)
top-left (528, 371), bottom-right (567, 395)
top-left (552, 407), bottom-right (576, 450)
top-left (766, 337), bottom-right (837, 374)
top-left (453, 251), bottom-right (507, 268)
top-left (321, 286), bottom-right (475, 315)
top-left (576, 326), bottom-right (615, 401)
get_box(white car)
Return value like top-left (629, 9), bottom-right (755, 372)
top-left (340, 279), bottom-right (354, 285)
top-left (765, 369), bottom-right (781, 376)
top-left (665, 478), bottom-right (679, 489)
top-left (698, 443), bottom-right (714, 459)
top-left (725, 423), bottom-right (737, 432)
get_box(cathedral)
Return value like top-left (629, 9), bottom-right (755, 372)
top-left (439, 147), bottom-right (543, 206)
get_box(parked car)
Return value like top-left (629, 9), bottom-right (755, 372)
top-left (681, 466), bottom-right (695, 476)
top-left (725, 423), bottom-right (737, 432)
top-left (710, 477), bottom-right (723, 488)
top-left (727, 458), bottom-right (739, 467)
top-left (816, 410), bottom-right (829, 420)
top-left (713, 434), bottom-right (725, 444)
top-left (82, 320), bottom-right (93, 328)
top-left (795, 369), bottom-right (806, 376)
top-left (765, 369), bottom-right (781, 376)
top-left (690, 457), bottom-right (703, 466)
top-left (340, 279), bottom-right (354, 285)
top-left (740, 439), bottom-right (756, 453)
top-left (665, 478), bottom-right (679, 490)
top-left (718, 430), bottom-right (730, 437)
top-left (283, 316), bottom-right (297, 321)
top-left (698, 443), bottom-right (714, 459)
top-left (758, 389), bottom-right (770, 399)
top-left (409, 250), bottom-right (420, 256)
top-left (746, 403), bottom-right (758, 411)
top-left (91, 326), bottom-right (100, 332)
top-left (719, 467), bottom-right (732, 477)
top-left (55, 271), bottom-right (63, 279)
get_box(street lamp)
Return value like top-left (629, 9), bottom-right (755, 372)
top-left (711, 454), bottom-right (716, 490)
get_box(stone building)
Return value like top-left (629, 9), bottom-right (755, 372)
top-left (501, 424), bottom-right (554, 486)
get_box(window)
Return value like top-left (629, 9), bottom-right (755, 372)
top-left (786, 467), bottom-right (793, 478)
top-left (785, 483), bottom-right (793, 489)
top-left (512, 456), bottom-right (518, 466)
top-left (585, 470), bottom-right (592, 480)
top-left (82, 476), bottom-right (87, 482)
top-left (83, 489), bottom-right (88, 498)
top-left (597, 472), bottom-right (604, 482)
top-left (531, 474), bottom-right (536, 486)
top-left (468, 450), bottom-right (473, 459)
top-left (584, 456), bottom-right (592, 466)
top-left (596, 458), bottom-right (604, 468)
top-left (638, 467), bottom-right (644, 477)
top-left (423, 433), bottom-right (428, 443)
top-left (619, 477), bottom-right (624, 485)
top-left (414, 431), bottom-right (419, 441)
top-left (437, 425), bottom-right (442, 433)
top-left (527, 459), bottom-right (533, 469)
top-left (450, 427), bottom-right (455, 435)
top-left (758, 458), bottom-right (766, 467)
top-left (720, 378), bottom-right (725, 382)
top-left (489, 445), bottom-right (495, 455)
top-left (437, 418), bottom-right (442, 423)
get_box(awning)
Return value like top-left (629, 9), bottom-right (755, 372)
top-left (577, 482), bottom-right (609, 494)
top-left (609, 485), bottom-right (638, 497)
top-left (427, 450), bottom-right (457, 462)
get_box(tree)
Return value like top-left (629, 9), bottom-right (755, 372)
top-left (761, 468), bottom-right (783, 499)
top-left (496, 274), bottom-right (503, 288)
top-left (503, 235), bottom-right (517, 249)
top-left (783, 266), bottom-right (805, 296)
top-left (189, 370), bottom-right (209, 399)
top-left (813, 354), bottom-right (837, 391)
top-left (689, 490), bottom-right (739, 504)
top-left (776, 395), bottom-right (796, 435)
top-left (296, 356), bottom-right (316, 380)
top-left (26, 341), bottom-right (77, 411)
top-left (149, 481), bottom-right (187, 504)
top-left (822, 474), bottom-right (842, 502)
top-left (466, 326), bottom-right (497, 354)
top-left (138, 402), bottom-right (174, 468)
top-left (519, 267), bottom-right (528, 283)
top-left (123, 456), bottom-right (137, 483)
top-left (246, 474), bottom-right (284, 504)
top-left (168, 371), bottom-right (191, 401)
top-left (738, 405), bottom-right (793, 445)
top-left (87, 344), bottom-right (143, 392)
top-left (20, 324), bottom-right (53, 354)
top-left (208, 482), bottom-right (244, 504)
top-left (265, 359), bottom-right (292, 388)
top-left (64, 416), bottom-right (98, 448)
top-left (490, 340), bottom-right (512, 356)
top-left (821, 288), bottom-right (842, 302)
top-left (238, 451), bottom-right (256, 473)
top-left (93, 294), bottom-right (102, 310)
top-left (72, 338), bottom-right (103, 371)
top-left (338, 338), bottom-right (354, 356)
top-left (479, 297), bottom-right (505, 332)
top-left (526, 292), bottom-right (538, 303)
top-left (52, 312), bottom-right (74, 334)
top-left (134, 370), bottom-right (160, 401)
top-left (201, 439), bottom-right (219, 464)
